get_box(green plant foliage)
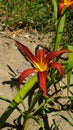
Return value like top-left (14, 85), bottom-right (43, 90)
top-left (62, 9), bottom-right (73, 45)
top-left (0, 0), bottom-right (54, 32)
top-left (0, 1), bottom-right (73, 130)
top-left (0, 75), bottom-right (37, 128)
top-left (67, 45), bottom-right (73, 95)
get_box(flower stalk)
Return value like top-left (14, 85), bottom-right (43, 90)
top-left (51, 0), bottom-right (58, 19)
top-left (55, 13), bottom-right (66, 51)
top-left (0, 1), bottom-right (73, 129)
top-left (24, 118), bottom-right (30, 130)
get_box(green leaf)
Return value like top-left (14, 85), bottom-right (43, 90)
top-left (29, 90), bottom-right (42, 112)
top-left (0, 75), bottom-right (37, 128)
top-left (67, 45), bottom-right (73, 95)
top-left (67, 45), bottom-right (73, 70)
top-left (31, 116), bottom-right (44, 128)
top-left (51, 0), bottom-right (58, 19)
top-left (14, 75), bottom-right (37, 103)
top-left (55, 14), bottom-right (66, 51)
top-left (67, 70), bottom-right (72, 95)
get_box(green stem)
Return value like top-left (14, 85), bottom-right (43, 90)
top-left (32, 96), bottom-right (73, 115)
top-left (24, 119), bottom-right (30, 130)
top-left (55, 14), bottom-right (66, 51)
top-left (51, 0), bottom-right (58, 20)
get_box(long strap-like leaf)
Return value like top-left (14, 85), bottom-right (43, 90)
top-left (0, 75), bottom-right (37, 128)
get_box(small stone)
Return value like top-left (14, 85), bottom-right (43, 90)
top-left (0, 24), bottom-right (5, 31)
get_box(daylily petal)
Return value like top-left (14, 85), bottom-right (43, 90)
top-left (17, 68), bottom-right (36, 88)
top-left (15, 40), bottom-right (39, 64)
top-left (48, 62), bottom-right (65, 77)
top-left (58, 0), bottom-right (73, 17)
top-left (45, 49), bottom-right (70, 64)
top-left (36, 50), bottom-right (46, 62)
top-left (70, 4), bottom-right (73, 9)
top-left (58, 2), bottom-right (65, 17)
top-left (37, 71), bottom-right (47, 96)
top-left (64, 0), bottom-right (73, 6)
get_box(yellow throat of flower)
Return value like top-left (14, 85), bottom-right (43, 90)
top-left (35, 61), bottom-right (48, 72)
top-left (64, 0), bottom-right (73, 6)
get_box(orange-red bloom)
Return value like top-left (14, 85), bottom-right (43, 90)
top-left (58, 0), bottom-right (73, 17)
top-left (15, 40), bottom-right (69, 96)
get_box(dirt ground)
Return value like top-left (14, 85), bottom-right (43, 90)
top-left (0, 28), bottom-right (73, 130)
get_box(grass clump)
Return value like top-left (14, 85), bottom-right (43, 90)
top-left (0, 0), bottom-right (54, 32)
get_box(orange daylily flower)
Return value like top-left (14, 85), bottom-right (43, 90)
top-left (64, 0), bottom-right (73, 6)
top-left (15, 40), bottom-right (69, 96)
top-left (58, 0), bottom-right (73, 17)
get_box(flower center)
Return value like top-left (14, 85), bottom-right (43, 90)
top-left (64, 0), bottom-right (73, 6)
top-left (36, 61), bottom-right (48, 72)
